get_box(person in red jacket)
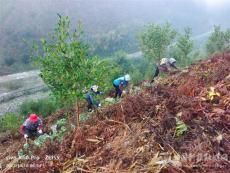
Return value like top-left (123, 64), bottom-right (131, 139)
top-left (20, 114), bottom-right (43, 139)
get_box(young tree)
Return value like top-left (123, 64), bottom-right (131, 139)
top-left (140, 22), bottom-right (177, 63)
top-left (206, 25), bottom-right (230, 55)
top-left (175, 27), bottom-right (193, 66)
top-left (32, 15), bottom-right (114, 126)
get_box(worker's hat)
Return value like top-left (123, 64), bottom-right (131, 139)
top-left (91, 85), bottom-right (99, 92)
top-left (29, 114), bottom-right (38, 122)
top-left (124, 74), bottom-right (131, 81)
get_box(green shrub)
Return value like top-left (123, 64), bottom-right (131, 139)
top-left (80, 113), bottom-right (91, 121)
top-left (20, 98), bottom-right (60, 118)
top-left (33, 118), bottom-right (67, 147)
top-left (56, 118), bottom-right (66, 127)
top-left (131, 70), bottom-right (143, 85)
top-left (175, 118), bottom-right (188, 137)
top-left (0, 113), bottom-right (23, 133)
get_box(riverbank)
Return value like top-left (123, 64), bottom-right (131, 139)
top-left (0, 91), bottom-right (50, 116)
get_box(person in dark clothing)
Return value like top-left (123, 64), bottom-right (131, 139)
top-left (113, 74), bottom-right (131, 98)
top-left (20, 114), bottom-right (43, 139)
top-left (85, 85), bottom-right (103, 111)
top-left (151, 58), bottom-right (178, 83)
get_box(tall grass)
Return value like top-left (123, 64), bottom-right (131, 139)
top-left (0, 113), bottom-right (23, 133)
top-left (20, 98), bottom-right (60, 119)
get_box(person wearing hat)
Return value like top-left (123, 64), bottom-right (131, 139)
top-left (20, 114), bottom-right (43, 139)
top-left (113, 74), bottom-right (131, 98)
top-left (151, 58), bottom-right (178, 83)
top-left (85, 85), bottom-right (103, 111)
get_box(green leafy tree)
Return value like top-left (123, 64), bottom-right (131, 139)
top-left (32, 15), bottom-right (114, 126)
top-left (206, 25), bottom-right (230, 55)
top-left (175, 27), bottom-right (193, 66)
top-left (140, 22), bottom-right (177, 62)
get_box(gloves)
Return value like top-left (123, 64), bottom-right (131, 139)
top-left (38, 129), bottom-right (43, 134)
top-left (150, 79), bottom-right (155, 83)
top-left (24, 134), bottom-right (28, 139)
top-left (20, 125), bottom-right (25, 135)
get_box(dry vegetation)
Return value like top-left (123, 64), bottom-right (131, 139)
top-left (0, 54), bottom-right (229, 173)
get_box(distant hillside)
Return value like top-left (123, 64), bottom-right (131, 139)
top-left (1, 0), bottom-right (230, 74)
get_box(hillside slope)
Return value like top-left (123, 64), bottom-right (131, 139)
top-left (1, 54), bottom-right (230, 173)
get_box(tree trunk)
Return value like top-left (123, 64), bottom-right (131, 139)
top-left (75, 101), bottom-right (80, 128)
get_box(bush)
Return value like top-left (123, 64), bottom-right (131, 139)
top-left (131, 70), bottom-right (143, 85)
top-left (20, 98), bottom-right (60, 118)
top-left (175, 118), bottom-right (188, 137)
top-left (0, 113), bottom-right (23, 133)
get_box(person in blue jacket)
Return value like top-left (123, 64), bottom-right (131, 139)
top-left (113, 74), bottom-right (131, 98)
top-left (85, 85), bottom-right (103, 111)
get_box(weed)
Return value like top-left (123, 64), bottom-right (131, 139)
top-left (175, 118), bottom-right (188, 137)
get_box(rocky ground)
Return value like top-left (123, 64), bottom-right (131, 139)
top-left (0, 91), bottom-right (49, 116)
top-left (0, 70), bottom-right (48, 116)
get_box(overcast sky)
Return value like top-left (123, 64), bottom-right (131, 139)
top-left (1, 0), bottom-right (230, 35)
top-left (194, 0), bottom-right (230, 9)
